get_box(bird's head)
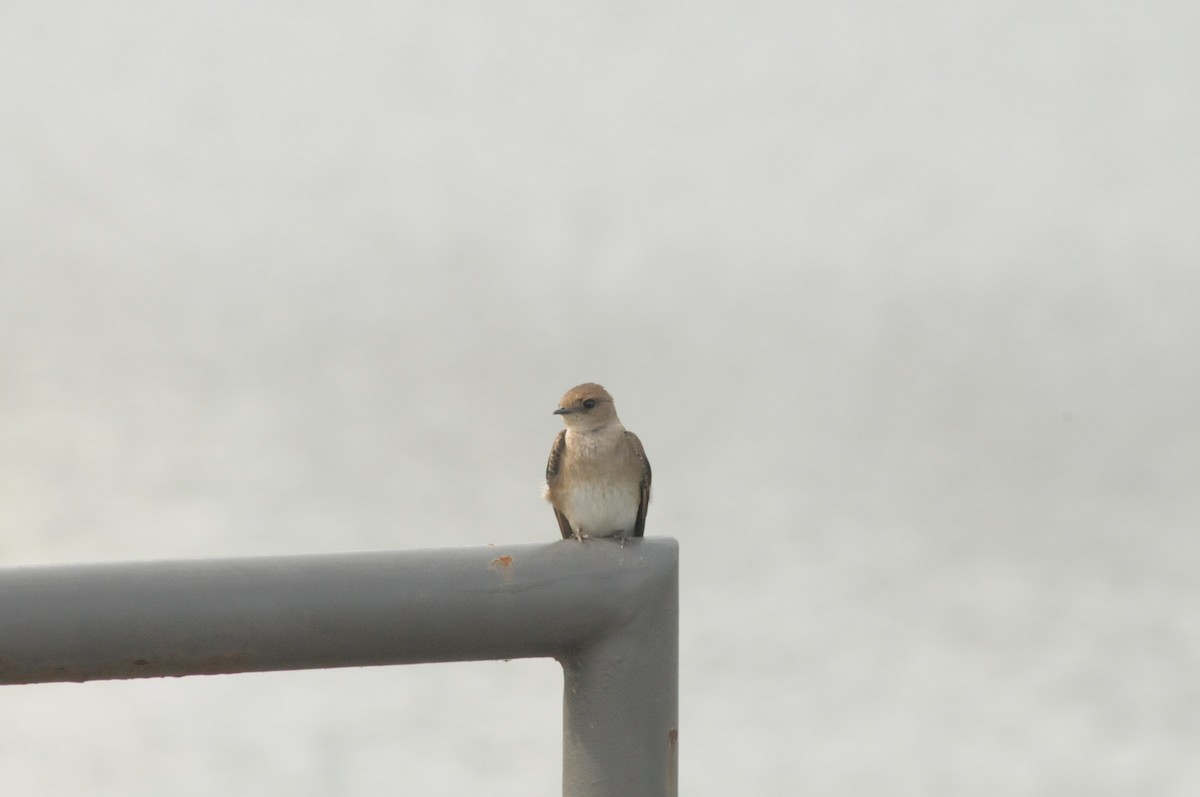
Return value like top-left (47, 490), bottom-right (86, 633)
top-left (553, 383), bottom-right (619, 431)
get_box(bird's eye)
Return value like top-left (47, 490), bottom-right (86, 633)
top-left (582, 399), bottom-right (596, 409)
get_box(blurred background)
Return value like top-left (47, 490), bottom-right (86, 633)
top-left (2, 2), bottom-right (1198, 794)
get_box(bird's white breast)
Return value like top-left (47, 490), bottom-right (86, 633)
top-left (560, 481), bottom-right (639, 538)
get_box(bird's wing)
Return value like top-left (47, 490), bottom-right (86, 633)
top-left (626, 431), bottom-right (651, 538)
top-left (545, 430), bottom-right (574, 539)
top-left (553, 507), bottom-right (574, 540)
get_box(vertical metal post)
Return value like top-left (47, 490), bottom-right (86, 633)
top-left (561, 543), bottom-right (678, 796)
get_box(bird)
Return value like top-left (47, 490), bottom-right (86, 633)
top-left (542, 383), bottom-right (651, 540)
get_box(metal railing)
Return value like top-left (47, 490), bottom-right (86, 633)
top-left (0, 538), bottom-right (679, 797)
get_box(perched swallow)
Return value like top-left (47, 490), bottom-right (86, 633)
top-left (542, 383), bottom-right (651, 540)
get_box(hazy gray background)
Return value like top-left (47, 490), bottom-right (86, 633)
top-left (2, 2), bottom-right (1198, 795)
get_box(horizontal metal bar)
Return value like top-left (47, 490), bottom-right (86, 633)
top-left (0, 538), bottom-right (679, 796)
top-left (0, 539), bottom-right (675, 684)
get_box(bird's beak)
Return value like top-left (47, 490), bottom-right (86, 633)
top-left (553, 407), bottom-right (573, 415)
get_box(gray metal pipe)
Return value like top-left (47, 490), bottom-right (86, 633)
top-left (0, 538), bottom-right (678, 796)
